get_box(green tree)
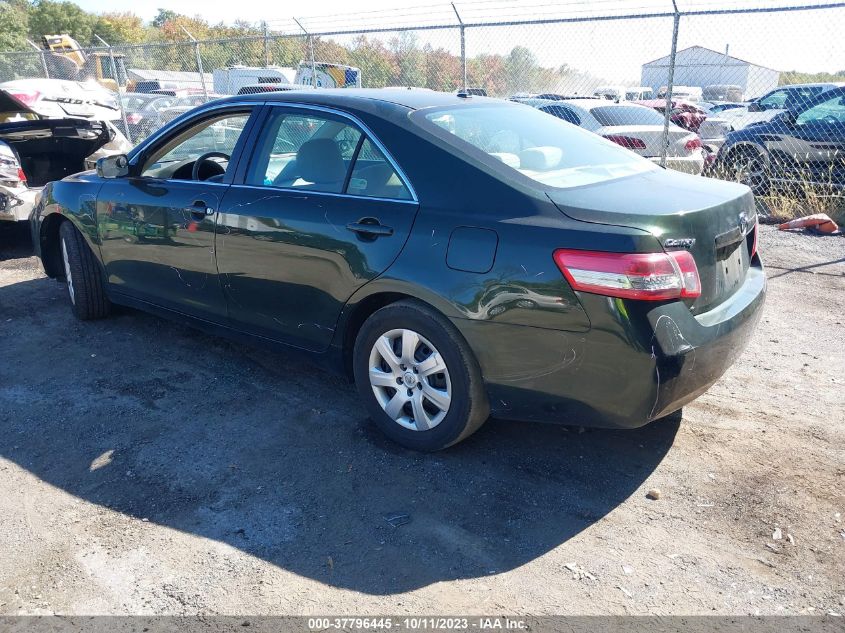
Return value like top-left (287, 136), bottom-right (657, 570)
top-left (504, 45), bottom-right (539, 93)
top-left (388, 31), bottom-right (424, 87)
top-left (348, 35), bottom-right (397, 88)
top-left (28, 0), bottom-right (96, 44)
top-left (94, 12), bottom-right (148, 44)
top-left (0, 0), bottom-right (30, 51)
top-left (151, 8), bottom-right (179, 29)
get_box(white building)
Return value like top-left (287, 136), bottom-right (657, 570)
top-left (641, 46), bottom-right (779, 100)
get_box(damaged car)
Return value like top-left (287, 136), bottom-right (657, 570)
top-left (0, 80), bottom-right (130, 225)
top-left (31, 90), bottom-right (765, 451)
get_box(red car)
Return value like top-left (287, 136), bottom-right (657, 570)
top-left (635, 99), bottom-right (708, 133)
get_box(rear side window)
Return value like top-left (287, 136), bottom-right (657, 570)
top-left (348, 139), bottom-right (412, 200)
top-left (539, 105), bottom-right (581, 125)
top-left (246, 109), bottom-right (412, 200)
top-left (590, 105), bottom-right (665, 126)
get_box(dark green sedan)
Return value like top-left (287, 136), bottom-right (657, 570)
top-left (31, 89), bottom-right (765, 451)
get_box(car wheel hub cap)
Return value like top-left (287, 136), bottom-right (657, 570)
top-left (368, 328), bottom-right (452, 432)
top-left (61, 238), bottom-right (75, 305)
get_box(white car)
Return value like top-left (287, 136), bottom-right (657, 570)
top-left (0, 79), bottom-right (130, 224)
top-left (517, 98), bottom-right (705, 175)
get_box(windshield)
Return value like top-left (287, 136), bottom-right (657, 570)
top-left (590, 105), bottom-right (665, 126)
top-left (414, 103), bottom-right (657, 189)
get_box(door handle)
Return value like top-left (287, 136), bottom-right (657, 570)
top-left (187, 201), bottom-right (215, 221)
top-left (346, 219), bottom-right (393, 238)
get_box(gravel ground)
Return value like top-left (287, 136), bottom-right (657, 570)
top-left (0, 222), bottom-right (843, 616)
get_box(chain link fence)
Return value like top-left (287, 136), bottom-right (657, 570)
top-left (1, 0), bottom-right (843, 210)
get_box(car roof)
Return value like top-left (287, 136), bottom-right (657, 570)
top-left (215, 88), bottom-right (493, 111)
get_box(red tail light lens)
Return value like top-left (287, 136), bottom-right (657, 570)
top-left (553, 249), bottom-right (701, 301)
top-left (17, 167), bottom-right (26, 184)
top-left (126, 113), bottom-right (143, 124)
top-left (603, 135), bottom-right (647, 150)
top-left (685, 136), bottom-right (702, 151)
top-left (750, 218), bottom-right (759, 258)
top-left (9, 90), bottom-right (40, 107)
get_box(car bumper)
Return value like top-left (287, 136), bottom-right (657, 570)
top-left (454, 262), bottom-right (766, 428)
top-left (649, 153), bottom-right (705, 175)
top-left (0, 186), bottom-right (39, 222)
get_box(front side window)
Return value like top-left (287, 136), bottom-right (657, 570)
top-left (796, 93), bottom-right (845, 126)
top-left (141, 112), bottom-right (251, 180)
top-left (415, 104), bottom-right (656, 189)
top-left (247, 110), bottom-right (412, 200)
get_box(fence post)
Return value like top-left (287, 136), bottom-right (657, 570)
top-left (294, 18), bottom-right (318, 89)
top-left (262, 21), bottom-right (270, 67)
top-left (660, 0), bottom-right (681, 168)
top-left (95, 34), bottom-right (132, 143)
top-left (181, 27), bottom-right (209, 100)
top-left (452, 3), bottom-right (467, 90)
top-left (26, 39), bottom-right (50, 79)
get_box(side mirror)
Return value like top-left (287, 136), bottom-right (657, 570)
top-left (778, 111), bottom-right (797, 127)
top-left (96, 154), bottom-right (129, 179)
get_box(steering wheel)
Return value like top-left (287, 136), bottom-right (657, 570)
top-left (192, 152), bottom-right (230, 181)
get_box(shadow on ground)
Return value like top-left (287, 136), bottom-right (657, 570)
top-left (0, 274), bottom-right (679, 595)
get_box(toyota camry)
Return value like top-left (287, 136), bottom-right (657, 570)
top-left (31, 89), bottom-right (765, 451)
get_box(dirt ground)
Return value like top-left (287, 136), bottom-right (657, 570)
top-left (0, 222), bottom-right (843, 616)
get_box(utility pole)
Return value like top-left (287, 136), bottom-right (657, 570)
top-left (660, 0), bottom-right (681, 168)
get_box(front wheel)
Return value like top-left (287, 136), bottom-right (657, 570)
top-left (59, 221), bottom-right (111, 320)
top-left (725, 148), bottom-right (769, 195)
top-left (353, 300), bottom-right (489, 451)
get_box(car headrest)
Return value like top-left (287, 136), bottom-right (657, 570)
top-left (297, 138), bottom-right (346, 183)
top-left (519, 146), bottom-right (563, 171)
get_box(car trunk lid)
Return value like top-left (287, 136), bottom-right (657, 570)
top-left (0, 118), bottom-right (111, 187)
top-left (598, 124), bottom-right (696, 159)
top-left (547, 168), bottom-right (756, 313)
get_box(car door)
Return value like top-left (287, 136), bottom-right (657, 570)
top-left (769, 91), bottom-right (845, 186)
top-left (96, 106), bottom-right (258, 320)
top-left (215, 105), bottom-right (419, 352)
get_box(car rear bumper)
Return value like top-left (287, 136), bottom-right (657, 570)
top-left (454, 262), bottom-right (766, 428)
top-left (0, 185), bottom-right (38, 222)
top-left (648, 152), bottom-right (705, 175)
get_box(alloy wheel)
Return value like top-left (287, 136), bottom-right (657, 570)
top-left (732, 151), bottom-right (767, 190)
top-left (368, 328), bottom-right (452, 431)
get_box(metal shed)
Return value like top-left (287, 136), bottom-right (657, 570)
top-left (641, 45), bottom-right (780, 100)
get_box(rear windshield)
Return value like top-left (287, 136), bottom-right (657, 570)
top-left (413, 103), bottom-right (656, 189)
top-left (590, 105), bottom-right (665, 126)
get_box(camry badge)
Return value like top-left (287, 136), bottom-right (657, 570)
top-left (663, 238), bottom-right (696, 249)
top-left (739, 213), bottom-right (749, 236)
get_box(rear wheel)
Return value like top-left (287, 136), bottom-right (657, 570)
top-left (353, 300), bottom-right (489, 451)
top-left (59, 221), bottom-right (110, 320)
top-left (725, 147), bottom-right (769, 195)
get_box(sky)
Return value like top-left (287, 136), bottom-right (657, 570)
top-left (69, 0), bottom-right (845, 81)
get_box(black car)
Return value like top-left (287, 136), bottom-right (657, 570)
top-left (31, 89), bottom-right (765, 451)
top-left (717, 86), bottom-right (845, 194)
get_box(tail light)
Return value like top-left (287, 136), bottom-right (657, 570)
top-left (9, 90), bottom-right (40, 107)
top-left (603, 135), bottom-right (647, 150)
top-left (553, 249), bottom-right (701, 301)
top-left (750, 218), bottom-right (759, 258)
top-left (126, 113), bottom-right (143, 124)
top-left (685, 136), bottom-right (702, 152)
top-left (17, 167), bottom-right (26, 185)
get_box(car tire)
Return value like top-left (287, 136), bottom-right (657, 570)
top-left (59, 221), bottom-right (111, 320)
top-left (725, 147), bottom-right (769, 195)
top-left (353, 300), bottom-right (489, 451)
